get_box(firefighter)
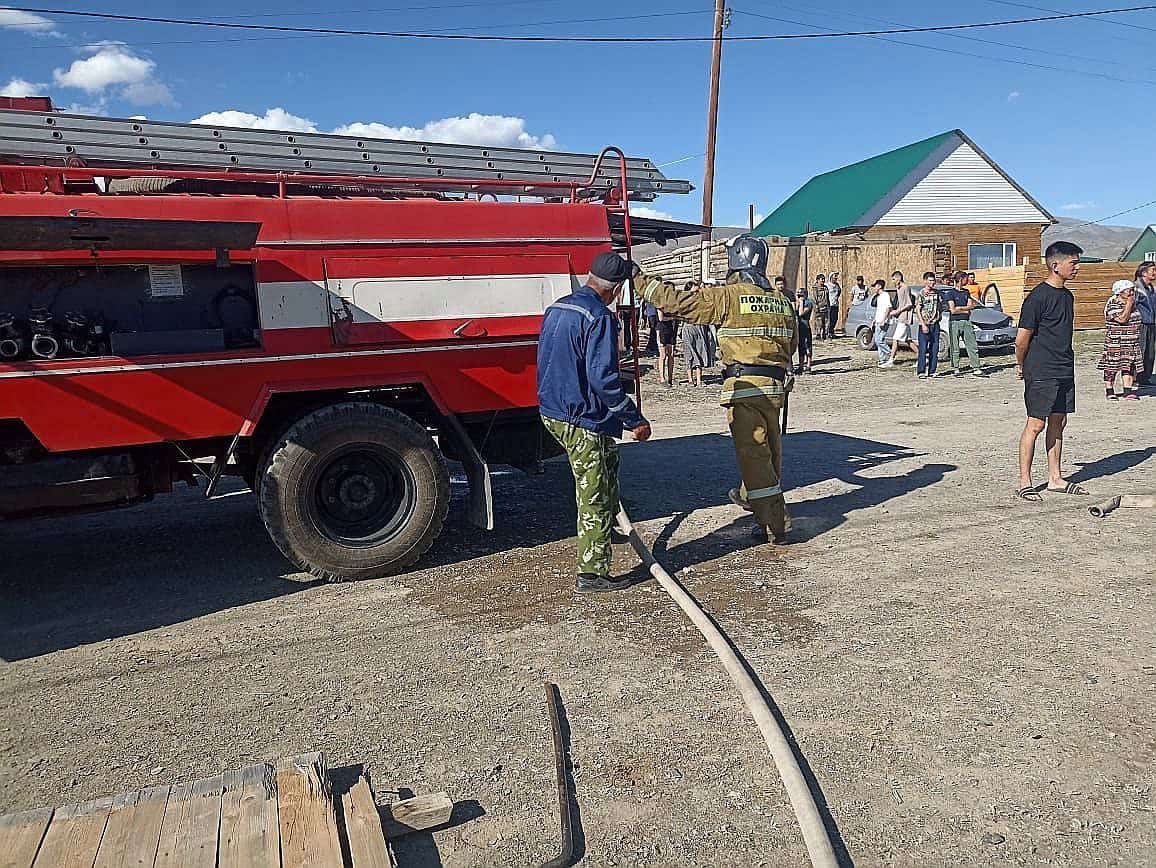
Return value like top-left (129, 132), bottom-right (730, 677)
top-left (633, 235), bottom-right (797, 543)
top-left (538, 251), bottom-right (652, 593)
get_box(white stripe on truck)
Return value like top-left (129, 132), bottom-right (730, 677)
top-left (258, 273), bottom-right (579, 330)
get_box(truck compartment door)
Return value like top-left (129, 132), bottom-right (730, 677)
top-left (323, 254), bottom-right (576, 346)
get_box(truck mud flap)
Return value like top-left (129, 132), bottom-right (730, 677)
top-left (438, 413), bottom-right (494, 532)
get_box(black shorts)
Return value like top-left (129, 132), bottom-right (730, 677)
top-left (656, 319), bottom-right (677, 346)
top-left (1025, 378), bottom-right (1075, 419)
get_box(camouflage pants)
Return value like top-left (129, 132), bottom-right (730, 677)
top-left (542, 416), bottom-right (620, 577)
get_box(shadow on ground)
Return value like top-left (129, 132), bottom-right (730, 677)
top-left (0, 430), bottom-right (944, 660)
top-left (1070, 446), bottom-right (1156, 485)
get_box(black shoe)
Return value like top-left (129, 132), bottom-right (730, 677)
top-left (575, 573), bottom-right (634, 593)
top-left (610, 529), bottom-right (631, 545)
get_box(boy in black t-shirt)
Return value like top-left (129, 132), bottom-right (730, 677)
top-left (1014, 241), bottom-right (1089, 501)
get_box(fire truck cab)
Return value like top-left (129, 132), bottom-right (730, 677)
top-left (0, 97), bottom-right (694, 580)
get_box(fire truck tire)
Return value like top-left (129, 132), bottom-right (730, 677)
top-left (257, 402), bottom-right (449, 581)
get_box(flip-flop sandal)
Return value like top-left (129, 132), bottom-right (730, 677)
top-left (1047, 482), bottom-right (1091, 496)
top-left (1015, 487), bottom-right (1043, 502)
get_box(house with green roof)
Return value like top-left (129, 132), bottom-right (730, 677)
top-left (753, 130), bottom-right (1055, 274)
top-left (1121, 226), bottom-right (1156, 263)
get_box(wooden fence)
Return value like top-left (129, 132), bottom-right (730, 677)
top-left (971, 266), bottom-right (1027, 318)
top-left (974, 262), bottom-right (1137, 329)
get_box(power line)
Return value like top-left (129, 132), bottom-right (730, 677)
top-left (759, 0), bottom-right (1156, 74)
top-left (736, 7), bottom-right (1156, 85)
top-left (1070, 199), bottom-right (1156, 228)
top-left (657, 153), bottom-right (706, 168)
top-left (7, 3), bottom-right (1156, 44)
top-left (206, 0), bottom-right (564, 19)
top-left (988, 0), bottom-right (1156, 32)
top-left (14, 8), bottom-right (717, 50)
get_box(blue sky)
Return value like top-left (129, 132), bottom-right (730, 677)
top-left (2, 0), bottom-right (1155, 229)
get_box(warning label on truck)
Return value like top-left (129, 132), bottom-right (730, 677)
top-left (738, 294), bottom-right (792, 316)
top-left (147, 265), bottom-right (185, 298)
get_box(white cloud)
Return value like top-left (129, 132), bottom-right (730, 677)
top-left (0, 77), bottom-right (42, 97)
top-left (190, 107), bottom-right (318, 132)
top-left (53, 43), bottom-right (172, 105)
top-left (187, 107), bottom-right (558, 151)
top-left (1007, 90), bottom-right (1021, 103)
top-left (334, 113), bottom-right (557, 149)
top-left (629, 205), bottom-right (675, 221)
top-left (55, 43), bottom-right (152, 92)
top-left (1060, 201), bottom-right (1096, 211)
top-left (0, 8), bottom-right (59, 36)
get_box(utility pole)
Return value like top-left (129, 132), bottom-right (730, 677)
top-left (701, 0), bottom-right (727, 239)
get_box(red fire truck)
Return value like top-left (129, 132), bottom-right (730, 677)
top-left (0, 97), bottom-right (694, 580)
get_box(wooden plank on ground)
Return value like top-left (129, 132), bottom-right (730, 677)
top-left (275, 753), bottom-right (343, 868)
top-left (91, 791), bottom-right (137, 868)
top-left (338, 776), bottom-right (394, 868)
top-left (218, 764), bottom-right (280, 868)
top-left (93, 786), bottom-right (170, 868)
top-left (380, 793), bottom-right (453, 840)
top-left (0, 807), bottom-right (54, 868)
top-left (154, 775), bottom-right (224, 868)
top-left (32, 797), bottom-right (114, 868)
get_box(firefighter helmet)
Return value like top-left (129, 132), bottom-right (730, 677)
top-left (726, 235), bottom-right (771, 289)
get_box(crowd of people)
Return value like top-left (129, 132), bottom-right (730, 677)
top-left (626, 258), bottom-right (1156, 404)
top-left (629, 266), bottom-right (1000, 381)
top-left (869, 269), bottom-right (989, 378)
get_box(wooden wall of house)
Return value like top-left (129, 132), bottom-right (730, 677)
top-left (861, 222), bottom-right (1049, 273)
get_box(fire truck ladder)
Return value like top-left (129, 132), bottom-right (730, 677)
top-left (0, 108), bottom-right (692, 201)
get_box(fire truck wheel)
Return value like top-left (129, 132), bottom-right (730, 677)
top-left (257, 402), bottom-right (449, 581)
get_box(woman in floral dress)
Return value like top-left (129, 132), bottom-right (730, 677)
top-left (1098, 279), bottom-right (1143, 401)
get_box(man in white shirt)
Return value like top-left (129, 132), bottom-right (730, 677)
top-left (850, 275), bottom-right (869, 305)
top-left (826, 272), bottom-right (842, 337)
top-left (872, 278), bottom-right (893, 366)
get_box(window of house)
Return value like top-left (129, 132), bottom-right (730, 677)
top-left (968, 243), bottom-right (1017, 269)
top-left (1144, 250), bottom-right (1156, 262)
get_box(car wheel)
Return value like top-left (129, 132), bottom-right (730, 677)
top-left (856, 328), bottom-right (874, 350)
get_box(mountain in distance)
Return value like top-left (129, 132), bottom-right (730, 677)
top-left (1044, 217), bottom-right (1141, 261)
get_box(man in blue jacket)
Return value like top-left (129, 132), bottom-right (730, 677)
top-left (538, 252), bottom-right (652, 593)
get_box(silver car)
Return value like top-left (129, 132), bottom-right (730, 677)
top-left (845, 285), bottom-right (1017, 354)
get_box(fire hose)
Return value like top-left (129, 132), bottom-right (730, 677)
top-left (615, 507), bottom-right (839, 868)
top-left (1089, 493), bottom-right (1156, 518)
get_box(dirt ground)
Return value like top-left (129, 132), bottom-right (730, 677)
top-left (1, 331), bottom-right (1153, 867)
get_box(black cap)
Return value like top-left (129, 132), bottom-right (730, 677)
top-left (590, 251), bottom-right (632, 284)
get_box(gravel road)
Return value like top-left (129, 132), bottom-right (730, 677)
top-left (2, 333), bottom-right (1153, 867)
